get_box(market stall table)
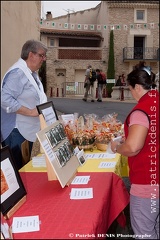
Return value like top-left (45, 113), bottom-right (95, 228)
top-left (19, 160), bottom-right (47, 172)
top-left (8, 171), bottom-right (129, 239)
top-left (19, 151), bottom-right (123, 176)
top-left (78, 151), bottom-right (122, 176)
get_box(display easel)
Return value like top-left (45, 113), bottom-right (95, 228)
top-left (39, 114), bottom-right (57, 181)
top-left (39, 114), bottom-right (46, 154)
top-left (38, 114), bottom-right (80, 187)
top-left (21, 140), bottom-right (30, 166)
top-left (4, 196), bottom-right (27, 219)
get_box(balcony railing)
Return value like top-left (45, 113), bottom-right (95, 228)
top-left (123, 47), bottom-right (159, 61)
top-left (60, 82), bottom-right (108, 97)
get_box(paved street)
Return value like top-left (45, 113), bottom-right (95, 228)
top-left (48, 97), bottom-right (136, 123)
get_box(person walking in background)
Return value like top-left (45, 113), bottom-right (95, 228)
top-left (82, 64), bottom-right (96, 102)
top-left (1, 39), bottom-right (48, 170)
top-left (115, 75), bottom-right (123, 87)
top-left (115, 75), bottom-right (123, 100)
top-left (111, 61), bottom-right (159, 239)
top-left (121, 73), bottom-right (126, 86)
top-left (96, 69), bottom-right (106, 102)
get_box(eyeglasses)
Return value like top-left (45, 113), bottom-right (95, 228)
top-left (33, 52), bottom-right (46, 59)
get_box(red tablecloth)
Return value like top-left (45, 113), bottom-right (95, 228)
top-left (8, 172), bottom-right (129, 239)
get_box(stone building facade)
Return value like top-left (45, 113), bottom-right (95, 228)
top-left (40, 1), bottom-right (159, 97)
top-left (1, 1), bottom-right (41, 79)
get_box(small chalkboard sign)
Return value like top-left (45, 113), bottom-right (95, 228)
top-left (36, 101), bottom-right (58, 126)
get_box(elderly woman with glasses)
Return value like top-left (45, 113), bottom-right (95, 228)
top-left (111, 61), bottom-right (159, 239)
top-left (1, 39), bottom-right (48, 170)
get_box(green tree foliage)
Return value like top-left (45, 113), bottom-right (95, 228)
top-left (107, 30), bottom-right (115, 97)
top-left (38, 61), bottom-right (46, 93)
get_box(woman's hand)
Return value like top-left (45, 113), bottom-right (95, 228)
top-left (111, 140), bottom-right (120, 153)
top-left (16, 106), bottom-right (39, 117)
top-left (121, 135), bottom-right (125, 143)
top-left (110, 125), bottom-right (148, 156)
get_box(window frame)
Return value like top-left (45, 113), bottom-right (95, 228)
top-left (134, 9), bottom-right (147, 23)
top-left (50, 38), bottom-right (54, 47)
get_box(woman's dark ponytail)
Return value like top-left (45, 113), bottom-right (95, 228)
top-left (127, 61), bottom-right (156, 89)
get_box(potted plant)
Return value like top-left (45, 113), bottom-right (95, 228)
top-left (107, 30), bottom-right (115, 97)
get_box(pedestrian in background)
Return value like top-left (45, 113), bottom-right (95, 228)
top-left (115, 75), bottom-right (123, 100)
top-left (83, 64), bottom-right (95, 102)
top-left (96, 69), bottom-right (106, 102)
top-left (111, 61), bottom-right (159, 239)
top-left (121, 73), bottom-right (126, 86)
top-left (1, 39), bottom-right (48, 170)
top-left (115, 75), bottom-right (123, 87)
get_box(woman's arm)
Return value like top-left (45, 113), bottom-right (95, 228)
top-left (16, 106), bottom-right (39, 117)
top-left (111, 124), bottom-right (148, 156)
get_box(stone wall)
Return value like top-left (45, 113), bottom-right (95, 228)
top-left (107, 3), bottom-right (159, 77)
top-left (41, 1), bottom-right (159, 97)
top-left (1, 1), bottom-right (41, 79)
top-left (45, 47), bottom-right (108, 97)
top-left (111, 86), bottom-right (134, 100)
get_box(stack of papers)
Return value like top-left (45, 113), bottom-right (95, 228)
top-left (12, 216), bottom-right (40, 233)
top-left (32, 154), bottom-right (46, 167)
top-left (70, 188), bottom-right (93, 199)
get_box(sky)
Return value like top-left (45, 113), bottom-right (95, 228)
top-left (41, 1), bottom-right (101, 19)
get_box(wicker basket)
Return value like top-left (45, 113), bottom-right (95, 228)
top-left (77, 144), bottom-right (94, 151)
top-left (96, 143), bottom-right (108, 151)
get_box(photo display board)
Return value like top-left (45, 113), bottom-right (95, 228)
top-left (36, 101), bottom-right (58, 126)
top-left (36, 120), bottom-right (80, 188)
top-left (1, 146), bottom-right (27, 216)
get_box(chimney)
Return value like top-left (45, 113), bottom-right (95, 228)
top-left (46, 11), bottom-right (52, 20)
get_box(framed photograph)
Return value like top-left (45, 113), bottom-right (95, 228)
top-left (45, 129), bottom-right (57, 148)
top-left (36, 101), bottom-right (58, 126)
top-left (55, 149), bottom-right (66, 168)
top-left (36, 121), bottom-right (80, 188)
top-left (1, 146), bottom-right (27, 216)
top-left (77, 150), bottom-right (86, 165)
